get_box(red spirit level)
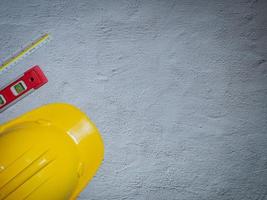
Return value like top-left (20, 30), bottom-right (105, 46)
top-left (0, 66), bottom-right (48, 113)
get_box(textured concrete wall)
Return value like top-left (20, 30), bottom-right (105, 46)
top-left (0, 0), bottom-right (267, 199)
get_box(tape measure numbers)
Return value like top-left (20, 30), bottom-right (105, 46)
top-left (0, 34), bottom-right (50, 74)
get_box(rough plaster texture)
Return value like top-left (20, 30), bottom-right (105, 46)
top-left (0, 0), bottom-right (267, 199)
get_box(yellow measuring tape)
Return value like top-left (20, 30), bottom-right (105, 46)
top-left (0, 33), bottom-right (50, 73)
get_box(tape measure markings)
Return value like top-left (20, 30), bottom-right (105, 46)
top-left (0, 34), bottom-right (50, 74)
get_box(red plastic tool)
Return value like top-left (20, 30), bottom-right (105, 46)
top-left (0, 66), bottom-right (48, 112)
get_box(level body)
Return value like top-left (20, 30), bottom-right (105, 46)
top-left (0, 66), bottom-right (48, 112)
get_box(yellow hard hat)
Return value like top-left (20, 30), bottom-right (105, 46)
top-left (0, 103), bottom-right (104, 200)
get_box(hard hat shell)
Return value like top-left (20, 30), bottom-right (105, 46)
top-left (0, 103), bottom-right (104, 200)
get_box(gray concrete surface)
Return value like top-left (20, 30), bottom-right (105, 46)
top-left (0, 0), bottom-right (267, 199)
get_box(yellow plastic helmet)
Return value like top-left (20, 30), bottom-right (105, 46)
top-left (0, 103), bottom-right (104, 200)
